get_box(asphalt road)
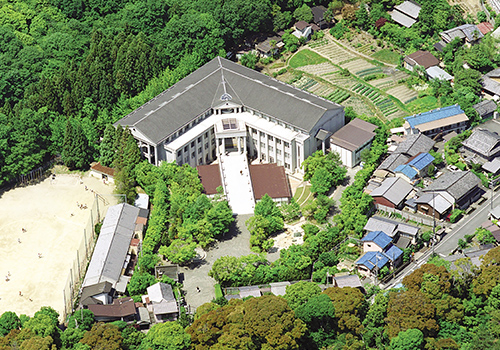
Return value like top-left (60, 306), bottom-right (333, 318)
top-left (384, 187), bottom-right (500, 289)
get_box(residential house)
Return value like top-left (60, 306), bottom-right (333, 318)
top-left (370, 177), bottom-right (413, 209)
top-left (422, 170), bottom-right (482, 210)
top-left (403, 50), bottom-right (439, 72)
top-left (330, 118), bottom-right (378, 167)
top-left (255, 36), bottom-right (284, 57)
top-left (88, 297), bottom-right (137, 323)
top-left (462, 128), bottom-right (500, 163)
top-left (311, 6), bottom-right (329, 29)
top-left (356, 230), bottom-right (403, 277)
top-left (391, 0), bottom-right (421, 28)
top-left (394, 152), bottom-right (435, 183)
top-left (403, 105), bottom-right (469, 139)
top-left (82, 203), bottom-right (140, 300)
top-left (473, 100), bottom-right (497, 120)
top-left (440, 24), bottom-right (484, 45)
top-left (144, 282), bottom-right (179, 323)
top-left (482, 68), bottom-right (500, 99)
top-left (415, 192), bottom-right (453, 220)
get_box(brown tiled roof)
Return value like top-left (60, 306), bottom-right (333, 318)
top-left (404, 50), bottom-right (440, 69)
top-left (197, 164), bottom-right (222, 195)
top-left (477, 22), bottom-right (493, 35)
top-left (90, 162), bottom-right (115, 177)
top-left (249, 164), bottom-right (291, 200)
top-left (88, 297), bottom-right (136, 318)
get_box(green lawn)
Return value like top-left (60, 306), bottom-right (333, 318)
top-left (371, 49), bottom-right (401, 65)
top-left (289, 49), bottom-right (328, 68)
top-left (406, 95), bottom-right (440, 114)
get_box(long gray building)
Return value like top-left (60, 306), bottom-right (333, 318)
top-left (116, 56), bottom-right (345, 173)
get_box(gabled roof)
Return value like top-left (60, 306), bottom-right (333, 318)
top-left (423, 171), bottom-right (481, 201)
top-left (364, 216), bottom-right (397, 237)
top-left (426, 66), bottom-right (453, 81)
top-left (330, 118), bottom-right (377, 151)
top-left (356, 251), bottom-right (389, 270)
top-left (394, 164), bottom-right (418, 180)
top-left (404, 50), bottom-right (439, 69)
top-left (83, 203), bottom-right (139, 288)
top-left (473, 100), bottom-right (497, 117)
top-left (462, 128), bottom-right (500, 157)
top-left (378, 153), bottom-right (410, 172)
top-left (404, 105), bottom-right (466, 129)
top-left (370, 177), bottom-right (413, 206)
top-left (483, 157), bottom-right (500, 174)
top-left (362, 231), bottom-right (393, 250)
top-left (415, 192), bottom-right (453, 214)
top-left (116, 57), bottom-right (342, 145)
top-left (394, 134), bottom-right (435, 157)
top-left (407, 152), bottom-right (434, 170)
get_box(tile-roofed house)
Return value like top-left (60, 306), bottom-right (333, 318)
top-left (311, 5), bottom-right (329, 28)
top-left (82, 203), bottom-right (140, 291)
top-left (197, 164), bottom-right (222, 196)
top-left (426, 66), bottom-right (453, 81)
top-left (462, 128), bottom-right (500, 163)
top-left (391, 0), bottom-right (421, 28)
top-left (330, 118), bottom-right (378, 167)
top-left (483, 157), bottom-right (500, 175)
top-left (473, 100), bottom-right (497, 119)
top-left (477, 22), bottom-right (494, 35)
top-left (88, 297), bottom-right (137, 322)
top-left (249, 164), bottom-right (291, 203)
top-left (370, 177), bottom-right (413, 209)
top-left (145, 282), bottom-right (178, 322)
top-left (440, 24), bottom-right (484, 44)
top-left (362, 231), bottom-right (393, 251)
top-left (403, 50), bottom-right (440, 70)
top-left (377, 153), bottom-right (410, 173)
top-left (394, 134), bottom-right (435, 158)
top-left (415, 192), bottom-right (453, 219)
top-left (116, 56), bottom-right (344, 173)
top-left (403, 105), bottom-right (469, 139)
top-left (423, 171), bottom-right (482, 210)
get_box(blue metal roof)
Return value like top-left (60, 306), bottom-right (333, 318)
top-left (408, 152), bottom-right (435, 170)
top-left (356, 251), bottom-right (389, 271)
top-left (385, 245), bottom-right (403, 261)
top-left (361, 231), bottom-right (392, 249)
top-left (404, 105), bottom-right (465, 128)
top-left (394, 164), bottom-right (418, 180)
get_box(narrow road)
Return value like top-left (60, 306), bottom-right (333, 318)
top-left (384, 188), bottom-right (500, 289)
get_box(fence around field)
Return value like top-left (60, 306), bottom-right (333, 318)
top-left (62, 193), bottom-right (112, 321)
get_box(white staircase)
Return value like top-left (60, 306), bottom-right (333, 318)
top-left (219, 153), bottom-right (255, 215)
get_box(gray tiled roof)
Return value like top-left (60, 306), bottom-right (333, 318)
top-left (423, 171), bottom-right (481, 201)
top-left (370, 177), bottom-right (413, 206)
top-left (116, 57), bottom-right (342, 145)
top-left (462, 128), bottom-right (500, 158)
top-left (394, 134), bottom-right (435, 157)
top-left (378, 153), bottom-right (410, 172)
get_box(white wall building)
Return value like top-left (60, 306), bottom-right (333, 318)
top-left (116, 57), bottom-right (345, 174)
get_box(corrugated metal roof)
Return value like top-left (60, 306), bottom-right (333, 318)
top-left (405, 105), bottom-right (465, 129)
top-left (362, 231), bottom-right (392, 249)
top-left (408, 152), bottom-right (434, 170)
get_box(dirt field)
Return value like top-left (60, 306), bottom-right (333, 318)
top-left (0, 173), bottom-right (117, 319)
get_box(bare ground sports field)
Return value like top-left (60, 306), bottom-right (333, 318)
top-left (0, 173), bottom-right (117, 319)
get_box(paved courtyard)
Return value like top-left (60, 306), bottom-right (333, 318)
top-left (181, 214), bottom-right (253, 311)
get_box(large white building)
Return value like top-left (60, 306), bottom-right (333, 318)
top-left (116, 57), bottom-right (345, 174)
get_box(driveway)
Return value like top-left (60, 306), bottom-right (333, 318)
top-left (181, 214), bottom-right (253, 311)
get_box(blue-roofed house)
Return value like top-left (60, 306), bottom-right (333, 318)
top-left (403, 105), bottom-right (469, 139)
top-left (361, 231), bottom-right (392, 252)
